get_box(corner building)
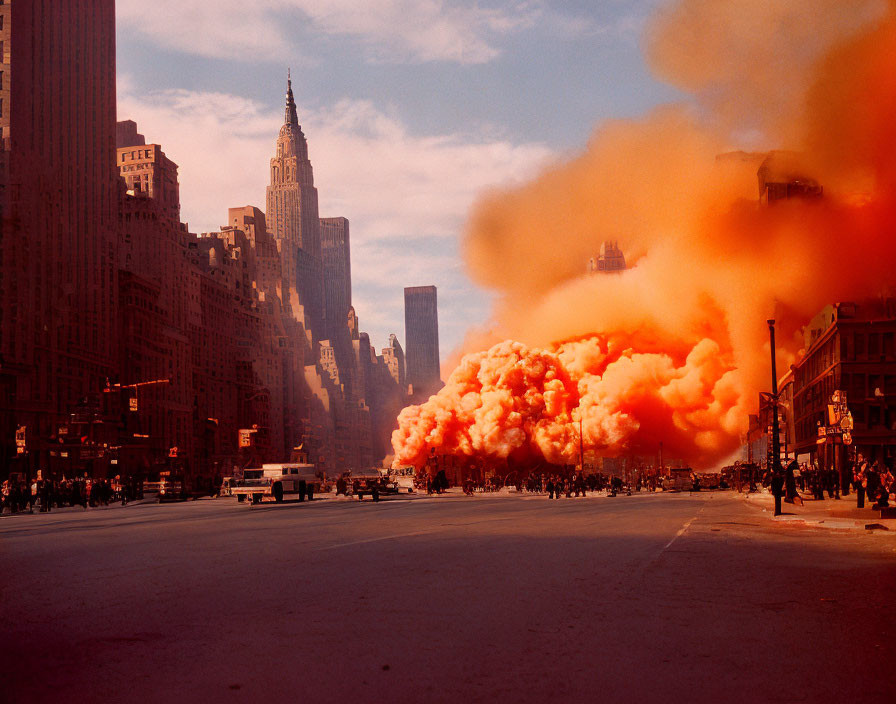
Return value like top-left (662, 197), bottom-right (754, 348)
top-left (0, 0), bottom-right (119, 475)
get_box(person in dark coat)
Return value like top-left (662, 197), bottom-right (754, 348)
top-left (866, 462), bottom-right (880, 506)
top-left (546, 479), bottom-right (555, 500)
top-left (784, 460), bottom-right (803, 505)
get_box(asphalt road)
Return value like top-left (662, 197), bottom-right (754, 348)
top-left (2, 491), bottom-right (894, 704)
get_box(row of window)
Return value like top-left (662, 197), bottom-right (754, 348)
top-left (120, 149), bottom-right (154, 162)
top-left (841, 330), bottom-right (896, 361)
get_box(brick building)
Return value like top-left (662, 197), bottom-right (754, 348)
top-left (117, 121), bottom-right (181, 222)
top-left (790, 300), bottom-right (896, 486)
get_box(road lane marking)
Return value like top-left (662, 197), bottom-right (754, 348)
top-left (317, 529), bottom-right (436, 550)
top-left (663, 516), bottom-right (697, 550)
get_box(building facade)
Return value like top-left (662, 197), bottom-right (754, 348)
top-left (790, 300), bottom-right (896, 487)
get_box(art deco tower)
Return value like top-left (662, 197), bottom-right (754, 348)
top-left (265, 75), bottom-right (324, 339)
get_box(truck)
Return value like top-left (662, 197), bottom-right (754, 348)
top-left (230, 463), bottom-right (323, 504)
top-left (388, 466), bottom-right (417, 493)
top-left (348, 469), bottom-right (401, 500)
top-left (661, 468), bottom-right (695, 492)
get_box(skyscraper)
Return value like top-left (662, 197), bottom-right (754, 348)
top-left (404, 286), bottom-right (441, 399)
top-left (265, 75), bottom-right (324, 338)
top-left (0, 1), bottom-right (119, 470)
top-left (320, 216), bottom-right (352, 355)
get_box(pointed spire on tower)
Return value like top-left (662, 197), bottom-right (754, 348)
top-left (285, 69), bottom-right (299, 127)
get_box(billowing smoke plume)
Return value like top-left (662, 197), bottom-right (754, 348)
top-left (393, 0), bottom-right (896, 470)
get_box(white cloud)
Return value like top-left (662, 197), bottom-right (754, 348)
top-left (117, 0), bottom-right (593, 64)
top-left (117, 80), bottom-right (553, 352)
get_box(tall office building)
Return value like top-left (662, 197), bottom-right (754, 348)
top-left (404, 286), bottom-right (441, 399)
top-left (0, 1), bottom-right (119, 469)
top-left (320, 217), bottom-right (351, 350)
top-left (265, 75), bottom-right (324, 338)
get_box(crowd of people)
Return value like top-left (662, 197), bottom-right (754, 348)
top-left (851, 455), bottom-right (895, 509)
top-left (460, 472), bottom-right (646, 498)
top-left (777, 457), bottom-right (894, 508)
top-left (762, 454), bottom-right (896, 515)
top-left (0, 475), bottom-right (142, 514)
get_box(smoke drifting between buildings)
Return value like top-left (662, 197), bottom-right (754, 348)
top-left (392, 0), bottom-right (896, 469)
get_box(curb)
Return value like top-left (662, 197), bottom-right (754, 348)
top-left (741, 494), bottom-right (895, 533)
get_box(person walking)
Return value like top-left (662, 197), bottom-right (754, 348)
top-left (546, 478), bottom-right (555, 500)
top-left (784, 460), bottom-right (803, 506)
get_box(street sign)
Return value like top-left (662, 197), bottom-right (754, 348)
top-left (168, 446), bottom-right (178, 457)
top-left (15, 425), bottom-right (26, 453)
top-left (238, 429), bottom-right (255, 448)
top-left (129, 397), bottom-right (138, 412)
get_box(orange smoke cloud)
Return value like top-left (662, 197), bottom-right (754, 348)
top-left (393, 1), bottom-right (896, 470)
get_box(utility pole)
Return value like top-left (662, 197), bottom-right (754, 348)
top-left (769, 319), bottom-right (784, 516)
top-left (768, 320), bottom-right (781, 474)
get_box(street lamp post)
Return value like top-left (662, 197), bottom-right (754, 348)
top-left (768, 320), bottom-right (781, 473)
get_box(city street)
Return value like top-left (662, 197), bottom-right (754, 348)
top-left (2, 492), bottom-right (894, 703)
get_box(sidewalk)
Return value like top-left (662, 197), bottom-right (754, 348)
top-left (741, 489), bottom-right (896, 532)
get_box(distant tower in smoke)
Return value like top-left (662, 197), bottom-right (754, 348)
top-left (404, 285), bottom-right (441, 399)
top-left (588, 241), bottom-right (627, 273)
top-left (757, 151), bottom-right (823, 204)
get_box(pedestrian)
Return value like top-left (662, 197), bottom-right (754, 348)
top-left (784, 460), bottom-right (803, 506)
top-left (546, 478), bottom-right (554, 500)
top-left (24, 479), bottom-right (34, 513)
top-left (853, 458), bottom-right (867, 509)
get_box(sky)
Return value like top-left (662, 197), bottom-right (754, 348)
top-left (116, 0), bottom-right (683, 362)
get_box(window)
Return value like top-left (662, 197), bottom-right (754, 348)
top-left (854, 333), bottom-right (866, 358)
